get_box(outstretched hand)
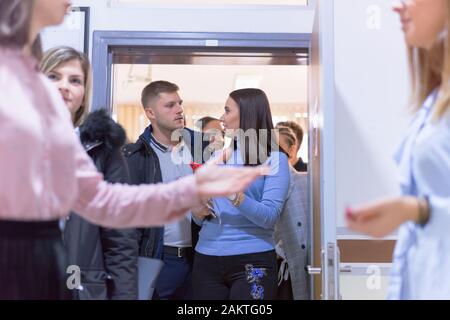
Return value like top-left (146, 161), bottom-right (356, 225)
top-left (346, 196), bottom-right (420, 238)
top-left (194, 149), bottom-right (270, 201)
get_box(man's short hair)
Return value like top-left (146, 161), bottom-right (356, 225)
top-left (276, 121), bottom-right (304, 151)
top-left (195, 116), bottom-right (221, 131)
top-left (141, 80), bottom-right (179, 108)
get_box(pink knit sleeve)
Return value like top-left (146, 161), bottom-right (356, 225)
top-left (72, 140), bottom-right (201, 228)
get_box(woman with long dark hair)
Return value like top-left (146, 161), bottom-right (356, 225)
top-left (0, 0), bottom-right (266, 299)
top-left (191, 88), bottom-right (290, 300)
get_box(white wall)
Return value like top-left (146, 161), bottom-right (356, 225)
top-left (339, 263), bottom-right (392, 300)
top-left (333, 0), bottom-right (410, 231)
top-left (328, 1), bottom-right (410, 299)
top-left (70, 0), bottom-right (314, 58)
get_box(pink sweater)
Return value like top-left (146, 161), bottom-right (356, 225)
top-left (0, 48), bottom-right (201, 227)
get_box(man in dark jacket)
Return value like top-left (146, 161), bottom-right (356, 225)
top-left (123, 81), bottom-right (210, 300)
top-left (64, 110), bottom-right (139, 300)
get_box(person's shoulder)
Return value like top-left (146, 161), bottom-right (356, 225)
top-left (269, 150), bottom-right (289, 164)
top-left (269, 150), bottom-right (287, 157)
top-left (265, 151), bottom-right (290, 178)
top-left (439, 111), bottom-right (450, 133)
top-left (416, 113), bottom-right (450, 166)
top-left (80, 110), bottom-right (127, 151)
top-left (0, 60), bottom-right (13, 87)
top-left (122, 139), bottom-right (145, 158)
top-left (0, 51), bottom-right (20, 81)
top-left (285, 168), bottom-right (307, 198)
top-left (0, 63), bottom-right (17, 106)
top-left (291, 168), bottom-right (307, 183)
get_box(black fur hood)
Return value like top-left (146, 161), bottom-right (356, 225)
top-left (79, 109), bottom-right (127, 151)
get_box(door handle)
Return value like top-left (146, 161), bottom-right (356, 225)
top-left (307, 266), bottom-right (322, 275)
top-left (307, 265), bottom-right (352, 275)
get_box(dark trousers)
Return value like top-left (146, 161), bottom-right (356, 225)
top-left (0, 220), bottom-right (69, 300)
top-left (192, 250), bottom-right (277, 300)
top-left (153, 249), bottom-right (193, 300)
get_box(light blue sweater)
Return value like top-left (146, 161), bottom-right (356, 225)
top-left (195, 148), bottom-right (290, 256)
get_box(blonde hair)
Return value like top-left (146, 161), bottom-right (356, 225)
top-left (40, 46), bottom-right (92, 127)
top-left (409, 4), bottom-right (450, 119)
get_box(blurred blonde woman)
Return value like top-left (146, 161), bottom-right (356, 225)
top-left (40, 46), bottom-right (139, 300)
top-left (347, 0), bottom-right (450, 299)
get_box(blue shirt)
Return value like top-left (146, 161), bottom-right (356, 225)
top-left (195, 148), bottom-right (290, 256)
top-left (149, 134), bottom-right (193, 248)
top-left (389, 89), bottom-right (450, 299)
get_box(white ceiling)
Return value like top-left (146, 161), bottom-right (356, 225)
top-left (113, 64), bottom-right (308, 106)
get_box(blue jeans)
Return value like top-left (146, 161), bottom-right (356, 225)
top-left (153, 252), bottom-right (192, 300)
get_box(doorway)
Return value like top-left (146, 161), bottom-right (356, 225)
top-left (111, 50), bottom-right (308, 163)
top-left (91, 30), bottom-right (313, 298)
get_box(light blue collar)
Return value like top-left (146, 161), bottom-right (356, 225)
top-left (394, 90), bottom-right (438, 195)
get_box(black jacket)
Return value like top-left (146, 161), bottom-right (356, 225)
top-left (294, 157), bottom-right (308, 172)
top-left (122, 125), bottom-right (210, 259)
top-left (64, 110), bottom-right (139, 300)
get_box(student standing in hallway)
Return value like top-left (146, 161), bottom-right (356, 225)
top-left (0, 0), bottom-right (267, 299)
top-left (191, 88), bottom-right (290, 300)
top-left (347, 0), bottom-right (450, 299)
top-left (123, 81), bottom-right (207, 299)
top-left (40, 46), bottom-right (139, 300)
top-left (195, 116), bottom-right (225, 153)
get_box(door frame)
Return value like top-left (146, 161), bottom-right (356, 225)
top-left (91, 30), bottom-right (320, 298)
top-left (91, 31), bottom-right (311, 112)
top-left (309, 0), bottom-right (337, 300)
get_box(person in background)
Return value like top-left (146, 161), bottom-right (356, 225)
top-left (195, 116), bottom-right (225, 152)
top-left (275, 127), bottom-right (299, 167)
top-left (195, 116), bottom-right (224, 136)
top-left (191, 88), bottom-right (290, 300)
top-left (40, 46), bottom-right (139, 300)
top-left (274, 127), bottom-right (309, 300)
top-left (276, 121), bottom-right (307, 172)
top-left (346, 0), bottom-right (450, 299)
top-left (0, 0), bottom-right (267, 299)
